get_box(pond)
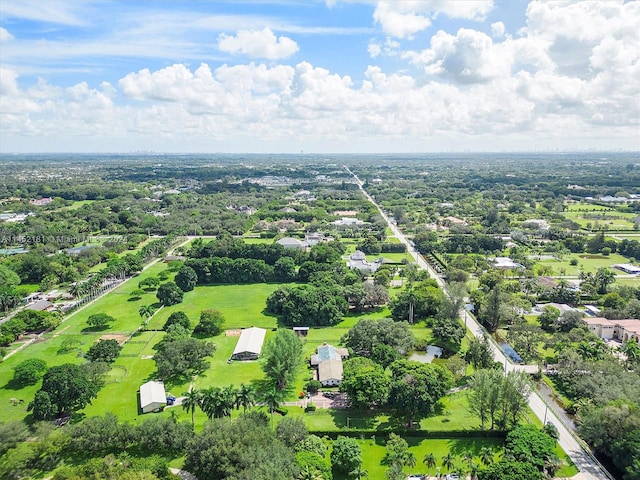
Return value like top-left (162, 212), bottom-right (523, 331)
top-left (409, 345), bottom-right (444, 363)
top-left (499, 342), bottom-right (523, 363)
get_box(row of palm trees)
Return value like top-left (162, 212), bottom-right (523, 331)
top-left (181, 383), bottom-right (284, 427)
top-left (395, 447), bottom-right (496, 480)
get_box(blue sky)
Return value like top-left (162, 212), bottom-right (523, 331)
top-left (0, 0), bottom-right (638, 153)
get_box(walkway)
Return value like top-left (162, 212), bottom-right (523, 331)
top-left (344, 166), bottom-right (613, 480)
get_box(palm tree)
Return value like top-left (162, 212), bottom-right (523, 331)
top-left (259, 383), bottom-right (284, 429)
top-left (235, 383), bottom-right (255, 414)
top-left (544, 455), bottom-right (564, 478)
top-left (200, 387), bottom-right (233, 420)
top-left (422, 452), bottom-right (436, 475)
top-left (385, 463), bottom-right (404, 480)
top-left (470, 462), bottom-right (480, 480)
top-left (623, 340), bottom-right (640, 368)
top-left (441, 452), bottom-right (455, 472)
top-left (405, 451), bottom-right (417, 470)
top-left (479, 446), bottom-right (494, 466)
top-left (138, 304), bottom-right (155, 326)
top-left (594, 267), bottom-right (616, 294)
top-left (181, 388), bottom-right (201, 427)
top-left (462, 451), bottom-right (474, 469)
top-left (350, 465), bottom-right (369, 480)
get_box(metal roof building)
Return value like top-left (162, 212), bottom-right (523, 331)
top-left (140, 381), bottom-right (166, 413)
top-left (231, 327), bottom-right (267, 361)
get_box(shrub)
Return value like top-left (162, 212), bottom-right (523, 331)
top-left (305, 403), bottom-right (316, 413)
top-left (305, 380), bottom-right (322, 394)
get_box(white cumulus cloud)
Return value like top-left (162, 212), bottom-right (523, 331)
top-left (217, 27), bottom-right (299, 60)
top-left (373, 0), bottom-right (494, 38)
top-left (0, 27), bottom-right (14, 42)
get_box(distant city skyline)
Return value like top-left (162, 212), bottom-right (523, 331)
top-left (1, 0), bottom-right (639, 153)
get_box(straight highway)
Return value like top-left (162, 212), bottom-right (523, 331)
top-left (345, 166), bottom-right (612, 480)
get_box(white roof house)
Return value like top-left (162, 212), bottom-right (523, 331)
top-left (231, 327), bottom-right (267, 361)
top-left (276, 237), bottom-right (308, 249)
top-left (347, 250), bottom-right (384, 273)
top-left (140, 381), bottom-right (166, 413)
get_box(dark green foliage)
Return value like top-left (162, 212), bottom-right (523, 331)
top-left (504, 425), bottom-right (556, 471)
top-left (185, 257), bottom-right (275, 284)
top-left (184, 416), bottom-right (298, 480)
top-left (163, 311), bottom-right (191, 331)
top-left (295, 451), bottom-right (332, 480)
top-left (194, 309), bottom-right (225, 336)
top-left (67, 413), bottom-right (134, 455)
top-left (275, 417), bottom-right (308, 448)
top-left (85, 339), bottom-right (122, 363)
top-left (465, 336), bottom-right (495, 370)
top-left (29, 363), bottom-right (99, 419)
top-left (477, 460), bottom-right (544, 480)
top-left (389, 280), bottom-right (442, 322)
top-left (304, 380), bottom-right (322, 394)
top-left (342, 318), bottom-right (414, 357)
top-left (266, 284), bottom-right (348, 327)
top-left (431, 316), bottom-right (465, 346)
top-left (13, 309), bottom-right (62, 332)
top-left (134, 416), bottom-right (193, 455)
top-left (295, 434), bottom-right (328, 457)
top-left (12, 358), bottom-right (47, 385)
top-left (538, 305), bottom-right (560, 332)
top-left (262, 329), bottom-right (303, 390)
top-left (154, 338), bottom-right (215, 382)
top-left (174, 265), bottom-right (197, 292)
top-left (388, 359), bottom-right (453, 428)
top-left (86, 313), bottom-right (116, 329)
top-left (0, 264), bottom-right (20, 288)
top-left (330, 436), bottom-right (362, 474)
top-left (273, 256), bottom-right (297, 282)
top-left (371, 343), bottom-right (401, 368)
top-left (156, 281), bottom-right (183, 306)
top-left (340, 357), bottom-right (390, 409)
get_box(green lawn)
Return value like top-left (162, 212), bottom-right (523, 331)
top-left (535, 252), bottom-right (630, 275)
top-left (335, 436), bottom-right (504, 480)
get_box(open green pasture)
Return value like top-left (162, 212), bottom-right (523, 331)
top-left (535, 252), bottom-right (630, 276)
top-left (335, 436), bottom-right (504, 480)
top-left (148, 282), bottom-right (283, 331)
top-left (0, 263), bottom-right (170, 421)
top-left (563, 205), bottom-right (638, 230)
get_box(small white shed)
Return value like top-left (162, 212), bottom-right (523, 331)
top-left (140, 380), bottom-right (166, 413)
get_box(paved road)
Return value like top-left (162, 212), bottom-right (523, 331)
top-left (345, 166), bottom-right (613, 480)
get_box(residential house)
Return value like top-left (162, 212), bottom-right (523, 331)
top-left (311, 344), bottom-right (349, 387)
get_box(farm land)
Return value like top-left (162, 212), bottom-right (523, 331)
top-left (0, 153), bottom-right (639, 479)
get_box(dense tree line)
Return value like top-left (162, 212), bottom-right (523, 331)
top-left (266, 284), bottom-right (348, 326)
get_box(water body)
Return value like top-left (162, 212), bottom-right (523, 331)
top-left (409, 345), bottom-right (443, 363)
top-left (499, 342), bottom-right (523, 363)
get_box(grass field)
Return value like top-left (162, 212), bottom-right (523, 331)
top-left (535, 252), bottom-right (632, 275)
top-left (0, 251), bottom-right (579, 477)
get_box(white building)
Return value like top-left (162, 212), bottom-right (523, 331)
top-left (231, 327), bottom-right (267, 361)
top-left (347, 250), bottom-right (384, 273)
top-left (276, 237), bottom-right (307, 249)
top-left (140, 381), bottom-right (166, 413)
